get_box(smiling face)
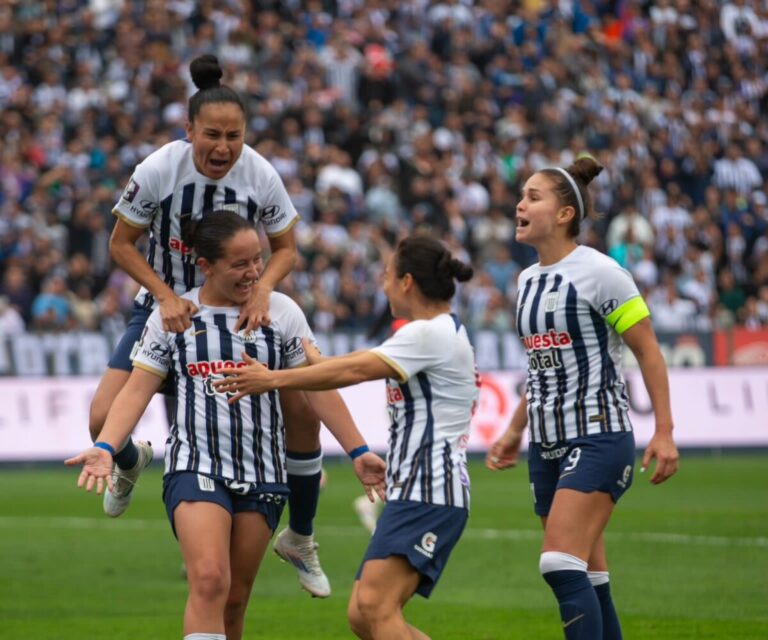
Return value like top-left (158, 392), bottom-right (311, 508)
top-left (186, 102), bottom-right (246, 180)
top-left (515, 172), bottom-right (575, 247)
top-left (199, 229), bottom-right (262, 307)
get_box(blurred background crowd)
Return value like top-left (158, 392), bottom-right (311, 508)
top-left (1, 0), bottom-right (768, 342)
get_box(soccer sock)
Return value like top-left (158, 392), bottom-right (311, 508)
top-left (183, 634), bottom-right (226, 640)
top-left (113, 437), bottom-right (139, 470)
top-left (589, 571), bottom-right (622, 640)
top-left (286, 449), bottom-right (323, 536)
top-left (540, 551), bottom-right (602, 640)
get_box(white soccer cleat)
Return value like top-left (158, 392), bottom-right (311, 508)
top-left (103, 440), bottom-right (154, 518)
top-left (273, 527), bottom-right (331, 598)
top-left (353, 494), bottom-right (380, 535)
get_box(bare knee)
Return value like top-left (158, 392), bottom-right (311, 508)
top-left (347, 592), bottom-right (372, 639)
top-left (355, 583), bottom-right (394, 627)
top-left (188, 558), bottom-right (230, 603)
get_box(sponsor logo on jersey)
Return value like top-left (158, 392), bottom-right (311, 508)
top-left (521, 329), bottom-right (572, 351)
top-left (600, 298), bottom-right (619, 315)
top-left (186, 360), bottom-right (248, 377)
top-left (260, 204), bottom-right (287, 227)
top-left (283, 336), bottom-right (306, 366)
top-left (413, 531), bottom-right (438, 559)
top-left (528, 348), bottom-right (564, 371)
top-left (386, 385), bottom-right (404, 404)
top-left (169, 236), bottom-right (193, 255)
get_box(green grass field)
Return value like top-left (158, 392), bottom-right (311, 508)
top-left (0, 453), bottom-right (766, 639)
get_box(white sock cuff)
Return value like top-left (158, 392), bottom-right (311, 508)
top-left (184, 634), bottom-right (226, 640)
top-left (588, 571), bottom-right (610, 586)
top-left (539, 551), bottom-right (588, 575)
top-left (285, 452), bottom-right (323, 475)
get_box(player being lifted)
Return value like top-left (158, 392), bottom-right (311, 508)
top-left (89, 54), bottom-right (332, 597)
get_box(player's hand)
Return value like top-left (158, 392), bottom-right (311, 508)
top-left (301, 337), bottom-right (325, 366)
top-left (64, 447), bottom-right (115, 495)
top-left (353, 451), bottom-right (387, 502)
top-left (216, 352), bottom-right (272, 402)
top-left (486, 429), bottom-right (523, 471)
top-left (641, 431), bottom-right (679, 484)
top-left (235, 284), bottom-right (271, 333)
top-left (158, 294), bottom-right (198, 333)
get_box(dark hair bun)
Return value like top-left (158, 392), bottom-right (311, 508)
top-left (190, 54), bottom-right (223, 91)
top-left (449, 258), bottom-right (474, 282)
top-left (567, 156), bottom-right (603, 186)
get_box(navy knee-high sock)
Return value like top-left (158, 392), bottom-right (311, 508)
top-left (113, 438), bottom-right (138, 470)
top-left (540, 552), bottom-right (602, 640)
top-left (286, 449), bottom-right (322, 536)
top-left (589, 571), bottom-right (622, 640)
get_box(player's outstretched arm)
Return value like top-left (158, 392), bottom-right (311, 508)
top-left (622, 318), bottom-right (679, 484)
top-left (65, 368), bottom-right (163, 494)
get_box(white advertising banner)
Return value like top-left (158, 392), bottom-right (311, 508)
top-left (0, 368), bottom-right (767, 461)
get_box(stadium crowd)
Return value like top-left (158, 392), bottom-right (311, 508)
top-left (1, 0), bottom-right (768, 341)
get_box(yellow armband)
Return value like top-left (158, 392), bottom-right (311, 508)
top-left (604, 296), bottom-right (650, 334)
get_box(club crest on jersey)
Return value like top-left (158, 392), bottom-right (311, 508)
top-left (544, 291), bottom-right (559, 312)
top-left (239, 330), bottom-right (260, 344)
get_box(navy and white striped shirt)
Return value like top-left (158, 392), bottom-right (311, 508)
top-left (516, 246), bottom-right (650, 444)
top-left (132, 289), bottom-right (313, 487)
top-left (372, 314), bottom-right (479, 510)
top-left (113, 140), bottom-right (299, 309)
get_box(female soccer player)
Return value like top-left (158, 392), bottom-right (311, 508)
top-left (486, 157), bottom-right (679, 640)
top-left (90, 54), bottom-right (330, 596)
top-left (66, 212), bottom-right (385, 640)
top-left (214, 235), bottom-right (478, 640)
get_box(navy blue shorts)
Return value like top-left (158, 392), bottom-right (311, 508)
top-left (356, 500), bottom-right (468, 598)
top-left (108, 302), bottom-right (175, 395)
top-left (162, 472), bottom-right (287, 537)
top-left (108, 303), bottom-right (151, 371)
top-left (527, 432), bottom-right (636, 517)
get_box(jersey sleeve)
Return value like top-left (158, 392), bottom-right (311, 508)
top-left (272, 295), bottom-right (317, 369)
top-left (131, 309), bottom-right (173, 378)
top-left (258, 165), bottom-right (299, 238)
top-left (592, 261), bottom-right (650, 335)
top-left (371, 321), bottom-right (445, 382)
top-left (112, 155), bottom-right (161, 228)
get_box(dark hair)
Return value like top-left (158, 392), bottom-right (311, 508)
top-left (188, 54), bottom-right (247, 122)
top-left (394, 235), bottom-right (474, 301)
top-left (181, 210), bottom-right (253, 263)
top-left (540, 156), bottom-right (603, 237)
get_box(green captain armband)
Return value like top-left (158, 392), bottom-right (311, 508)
top-left (605, 296), bottom-right (650, 334)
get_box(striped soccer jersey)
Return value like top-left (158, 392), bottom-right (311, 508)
top-left (132, 288), bottom-right (313, 485)
top-left (516, 245), bottom-right (650, 444)
top-left (372, 314), bottom-right (479, 510)
top-left (113, 140), bottom-right (298, 309)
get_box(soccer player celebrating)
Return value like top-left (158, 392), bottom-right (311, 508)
top-left (486, 157), bottom-right (679, 640)
top-left (89, 54), bottom-right (331, 596)
top-left (214, 235), bottom-right (478, 640)
top-left (66, 212), bottom-right (386, 640)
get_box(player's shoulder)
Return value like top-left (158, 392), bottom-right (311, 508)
top-left (139, 139), bottom-right (190, 169)
top-left (268, 291), bottom-right (305, 320)
top-left (238, 145), bottom-right (278, 175)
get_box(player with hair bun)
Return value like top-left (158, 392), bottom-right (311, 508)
top-left (487, 157), bottom-right (679, 640)
top-left (67, 211), bottom-right (386, 640)
top-left (214, 234), bottom-right (479, 639)
top-left (88, 54), bottom-right (332, 597)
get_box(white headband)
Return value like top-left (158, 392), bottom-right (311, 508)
top-left (549, 167), bottom-right (585, 220)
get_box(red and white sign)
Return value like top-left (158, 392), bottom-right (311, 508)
top-left (1, 368), bottom-right (767, 460)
